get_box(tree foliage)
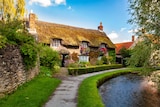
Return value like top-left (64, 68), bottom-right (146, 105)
top-left (128, 0), bottom-right (160, 37)
top-left (128, 0), bottom-right (160, 68)
top-left (119, 47), bottom-right (131, 58)
top-left (127, 40), bottom-right (152, 67)
top-left (0, 0), bottom-right (25, 22)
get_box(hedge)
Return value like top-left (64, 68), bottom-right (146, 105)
top-left (68, 64), bottom-right (123, 75)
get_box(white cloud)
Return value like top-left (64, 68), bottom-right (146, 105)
top-left (29, 0), bottom-right (52, 7)
top-left (28, 0), bottom-right (66, 7)
top-left (67, 6), bottom-right (72, 10)
top-left (128, 29), bottom-right (139, 33)
top-left (108, 31), bottom-right (119, 39)
top-left (120, 27), bottom-right (127, 32)
top-left (55, 0), bottom-right (66, 5)
top-left (122, 39), bottom-right (130, 42)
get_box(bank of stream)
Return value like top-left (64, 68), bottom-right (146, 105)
top-left (99, 74), bottom-right (160, 107)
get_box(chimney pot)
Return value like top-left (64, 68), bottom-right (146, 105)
top-left (98, 22), bottom-right (103, 31)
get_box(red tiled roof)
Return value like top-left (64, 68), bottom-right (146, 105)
top-left (115, 42), bottom-right (134, 54)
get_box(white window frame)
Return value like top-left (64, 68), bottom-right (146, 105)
top-left (52, 39), bottom-right (61, 47)
top-left (81, 42), bottom-right (88, 48)
top-left (100, 44), bottom-right (106, 48)
top-left (79, 55), bottom-right (89, 62)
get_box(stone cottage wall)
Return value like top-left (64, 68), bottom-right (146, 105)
top-left (0, 45), bottom-right (39, 97)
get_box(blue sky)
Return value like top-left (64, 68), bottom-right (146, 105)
top-left (26, 0), bottom-right (135, 43)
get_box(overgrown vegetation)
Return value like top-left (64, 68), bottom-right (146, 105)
top-left (0, 66), bottom-right (61, 107)
top-left (108, 49), bottom-right (116, 64)
top-left (39, 45), bottom-right (61, 71)
top-left (0, 21), bottom-right (38, 70)
top-left (78, 68), bottom-right (142, 107)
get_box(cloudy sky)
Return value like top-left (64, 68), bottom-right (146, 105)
top-left (26, 0), bottom-right (135, 43)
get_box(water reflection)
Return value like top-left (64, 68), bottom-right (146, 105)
top-left (99, 74), bottom-right (160, 107)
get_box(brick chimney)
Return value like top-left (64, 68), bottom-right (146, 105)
top-left (28, 12), bottom-right (38, 41)
top-left (29, 13), bottom-right (36, 31)
top-left (132, 35), bottom-right (135, 42)
top-left (98, 22), bottom-right (103, 31)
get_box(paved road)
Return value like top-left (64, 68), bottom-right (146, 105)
top-left (44, 68), bottom-right (126, 107)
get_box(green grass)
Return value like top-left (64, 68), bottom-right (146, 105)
top-left (0, 66), bottom-right (61, 107)
top-left (77, 68), bottom-right (142, 107)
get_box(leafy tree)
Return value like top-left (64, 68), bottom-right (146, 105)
top-left (16, 0), bottom-right (25, 20)
top-left (0, 0), bottom-right (25, 22)
top-left (128, 0), bottom-right (160, 37)
top-left (127, 40), bottom-right (152, 67)
top-left (119, 47), bottom-right (131, 58)
top-left (128, 0), bottom-right (160, 68)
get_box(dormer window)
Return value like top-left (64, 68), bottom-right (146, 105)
top-left (52, 39), bottom-right (61, 47)
top-left (100, 43), bottom-right (106, 48)
top-left (81, 41), bottom-right (88, 48)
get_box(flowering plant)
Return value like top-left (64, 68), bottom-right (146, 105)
top-left (99, 47), bottom-right (107, 56)
top-left (80, 46), bottom-right (90, 55)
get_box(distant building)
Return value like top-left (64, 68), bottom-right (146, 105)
top-left (27, 13), bottom-right (116, 66)
top-left (115, 36), bottom-right (135, 64)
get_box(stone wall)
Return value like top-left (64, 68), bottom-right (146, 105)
top-left (0, 45), bottom-right (39, 97)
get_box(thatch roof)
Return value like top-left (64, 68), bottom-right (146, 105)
top-left (35, 21), bottom-right (115, 48)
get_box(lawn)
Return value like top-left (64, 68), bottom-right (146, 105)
top-left (0, 66), bottom-right (61, 107)
top-left (77, 68), bottom-right (142, 107)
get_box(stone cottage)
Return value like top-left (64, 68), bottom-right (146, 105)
top-left (28, 13), bottom-right (115, 66)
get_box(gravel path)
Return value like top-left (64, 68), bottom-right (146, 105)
top-left (44, 68), bottom-right (126, 107)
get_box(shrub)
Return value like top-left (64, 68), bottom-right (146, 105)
top-left (101, 56), bottom-right (108, 64)
top-left (71, 52), bottom-right (79, 62)
top-left (78, 62), bottom-right (91, 67)
top-left (20, 43), bottom-right (38, 70)
top-left (96, 60), bottom-right (103, 65)
top-left (68, 64), bottom-right (123, 75)
top-left (39, 45), bottom-right (61, 70)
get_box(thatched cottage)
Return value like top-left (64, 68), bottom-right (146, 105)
top-left (28, 13), bottom-right (116, 66)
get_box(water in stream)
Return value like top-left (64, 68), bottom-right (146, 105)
top-left (99, 74), bottom-right (160, 107)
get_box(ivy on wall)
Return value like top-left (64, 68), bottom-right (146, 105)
top-left (108, 49), bottom-right (116, 64)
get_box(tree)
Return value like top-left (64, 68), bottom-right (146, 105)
top-left (128, 0), bottom-right (160, 37)
top-left (119, 47), bottom-right (131, 58)
top-left (128, 0), bottom-right (160, 68)
top-left (16, 0), bottom-right (25, 20)
top-left (0, 0), bottom-right (25, 22)
top-left (127, 40), bottom-right (152, 68)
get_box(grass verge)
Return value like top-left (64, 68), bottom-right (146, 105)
top-left (0, 66), bottom-right (61, 107)
top-left (77, 68), bottom-right (142, 107)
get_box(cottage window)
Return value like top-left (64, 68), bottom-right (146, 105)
top-left (52, 39), bottom-right (61, 47)
top-left (100, 44), bottom-right (106, 48)
top-left (82, 42), bottom-right (88, 48)
top-left (79, 55), bottom-right (89, 62)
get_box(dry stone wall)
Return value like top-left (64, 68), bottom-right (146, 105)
top-left (0, 45), bottom-right (39, 97)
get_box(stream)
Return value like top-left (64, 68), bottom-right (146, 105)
top-left (99, 74), bottom-right (160, 107)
